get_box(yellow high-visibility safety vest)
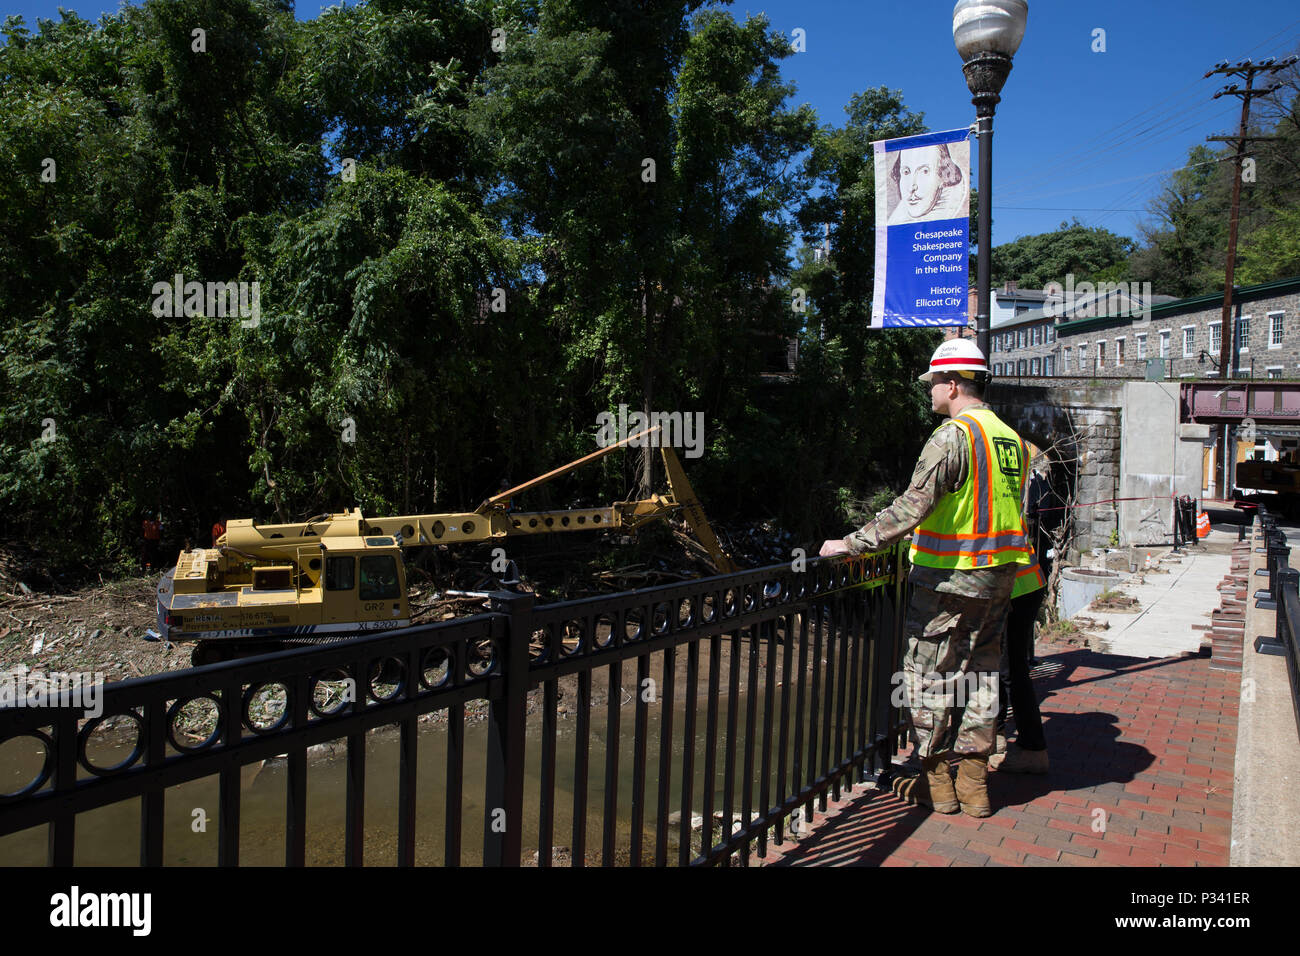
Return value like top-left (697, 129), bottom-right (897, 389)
top-left (910, 407), bottom-right (1034, 571)
top-left (1012, 441), bottom-right (1047, 598)
top-left (1012, 553), bottom-right (1046, 598)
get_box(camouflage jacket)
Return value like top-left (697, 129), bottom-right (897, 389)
top-left (843, 402), bottom-right (1016, 598)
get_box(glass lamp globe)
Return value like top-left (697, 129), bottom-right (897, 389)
top-left (953, 0), bottom-right (1028, 62)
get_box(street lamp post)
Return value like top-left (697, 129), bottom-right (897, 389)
top-left (954, 0), bottom-right (1028, 361)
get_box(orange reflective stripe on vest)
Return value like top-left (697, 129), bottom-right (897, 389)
top-left (1012, 555), bottom-right (1046, 598)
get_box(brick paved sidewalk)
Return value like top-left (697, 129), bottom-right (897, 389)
top-left (763, 643), bottom-right (1238, 867)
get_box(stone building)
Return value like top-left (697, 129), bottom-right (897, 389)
top-left (994, 275), bottom-right (1300, 381)
top-left (992, 275), bottom-right (1300, 504)
top-left (988, 306), bottom-right (1060, 377)
top-left (943, 281), bottom-right (1054, 343)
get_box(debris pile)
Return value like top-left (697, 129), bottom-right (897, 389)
top-left (0, 575), bottom-right (190, 678)
top-left (0, 519), bottom-right (797, 682)
top-left (1087, 590), bottom-right (1140, 612)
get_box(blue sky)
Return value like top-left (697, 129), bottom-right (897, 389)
top-left (7, 0), bottom-right (1300, 247)
top-left (742, 0), bottom-right (1300, 245)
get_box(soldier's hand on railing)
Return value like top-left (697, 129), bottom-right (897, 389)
top-left (819, 538), bottom-right (851, 557)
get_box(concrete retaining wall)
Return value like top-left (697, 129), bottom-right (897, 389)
top-left (990, 380), bottom-right (1205, 561)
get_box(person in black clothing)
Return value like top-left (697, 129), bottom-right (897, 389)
top-left (993, 465), bottom-right (1053, 773)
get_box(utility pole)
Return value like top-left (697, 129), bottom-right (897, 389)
top-left (1205, 57), bottom-right (1294, 378)
top-left (1205, 56), bottom-right (1294, 502)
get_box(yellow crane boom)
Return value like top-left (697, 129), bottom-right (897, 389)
top-left (159, 427), bottom-right (737, 664)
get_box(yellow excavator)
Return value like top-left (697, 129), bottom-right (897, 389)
top-left (155, 427), bottom-right (737, 665)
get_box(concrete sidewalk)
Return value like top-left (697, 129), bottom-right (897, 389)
top-left (1230, 521), bottom-right (1300, 866)
top-left (1081, 534), bottom-right (1234, 659)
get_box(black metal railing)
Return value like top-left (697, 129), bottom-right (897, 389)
top-left (0, 545), bottom-right (908, 866)
top-left (1253, 510), bottom-right (1300, 740)
top-left (1251, 509), bottom-right (1291, 611)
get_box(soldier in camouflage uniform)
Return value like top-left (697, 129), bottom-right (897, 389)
top-left (821, 339), bottom-right (1031, 817)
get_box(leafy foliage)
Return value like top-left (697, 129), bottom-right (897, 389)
top-left (0, 2), bottom-right (951, 575)
top-left (788, 86), bottom-right (943, 530)
top-left (990, 220), bottom-right (1135, 290)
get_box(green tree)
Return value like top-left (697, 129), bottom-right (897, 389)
top-left (989, 219), bottom-right (1136, 290)
top-left (470, 4), bottom-right (816, 513)
top-left (1129, 145), bottom-right (1230, 297)
top-left (789, 87), bottom-right (942, 532)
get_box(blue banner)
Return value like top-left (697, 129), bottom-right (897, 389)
top-left (870, 128), bottom-right (971, 328)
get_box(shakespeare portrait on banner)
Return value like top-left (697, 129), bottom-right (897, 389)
top-left (871, 129), bottom-right (971, 328)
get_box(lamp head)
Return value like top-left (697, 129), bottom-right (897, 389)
top-left (954, 1), bottom-right (1028, 111)
top-left (953, 0), bottom-right (1029, 62)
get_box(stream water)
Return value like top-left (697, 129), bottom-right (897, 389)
top-left (1, 641), bottom-right (872, 865)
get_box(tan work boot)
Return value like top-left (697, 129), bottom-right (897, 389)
top-left (998, 743), bottom-right (1049, 774)
top-left (891, 753), bottom-right (959, 813)
top-left (954, 754), bottom-right (992, 818)
top-left (988, 733), bottom-right (1008, 770)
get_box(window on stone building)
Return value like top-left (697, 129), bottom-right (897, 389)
top-left (1183, 326), bottom-right (1195, 357)
top-left (1045, 354), bottom-right (1055, 376)
top-left (1115, 337), bottom-right (1125, 366)
top-left (1046, 324), bottom-right (1055, 343)
top-left (1210, 321), bottom-right (1221, 353)
top-left (1032, 357), bottom-right (1041, 375)
top-left (1270, 312), bottom-right (1284, 348)
top-left (1097, 341), bottom-right (1106, 368)
top-left (1136, 333), bottom-right (1147, 359)
top-left (1018, 359), bottom-right (1027, 376)
top-left (1063, 348), bottom-right (1071, 372)
top-left (1160, 329), bottom-right (1170, 357)
top-left (1267, 366), bottom-right (1283, 379)
top-left (1078, 343), bottom-right (1087, 370)
top-left (1238, 315), bottom-right (1250, 352)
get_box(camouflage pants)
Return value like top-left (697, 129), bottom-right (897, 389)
top-left (902, 579), bottom-right (1014, 758)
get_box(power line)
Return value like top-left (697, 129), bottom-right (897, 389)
top-left (996, 23), bottom-right (1300, 199)
top-left (995, 205), bottom-right (1151, 212)
top-left (998, 102), bottom-right (1237, 202)
top-left (996, 86), bottom-right (1232, 197)
top-left (1089, 172), bottom-right (1170, 231)
top-left (1004, 157), bottom-right (1222, 205)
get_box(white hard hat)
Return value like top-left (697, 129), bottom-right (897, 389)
top-left (918, 338), bottom-right (990, 384)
